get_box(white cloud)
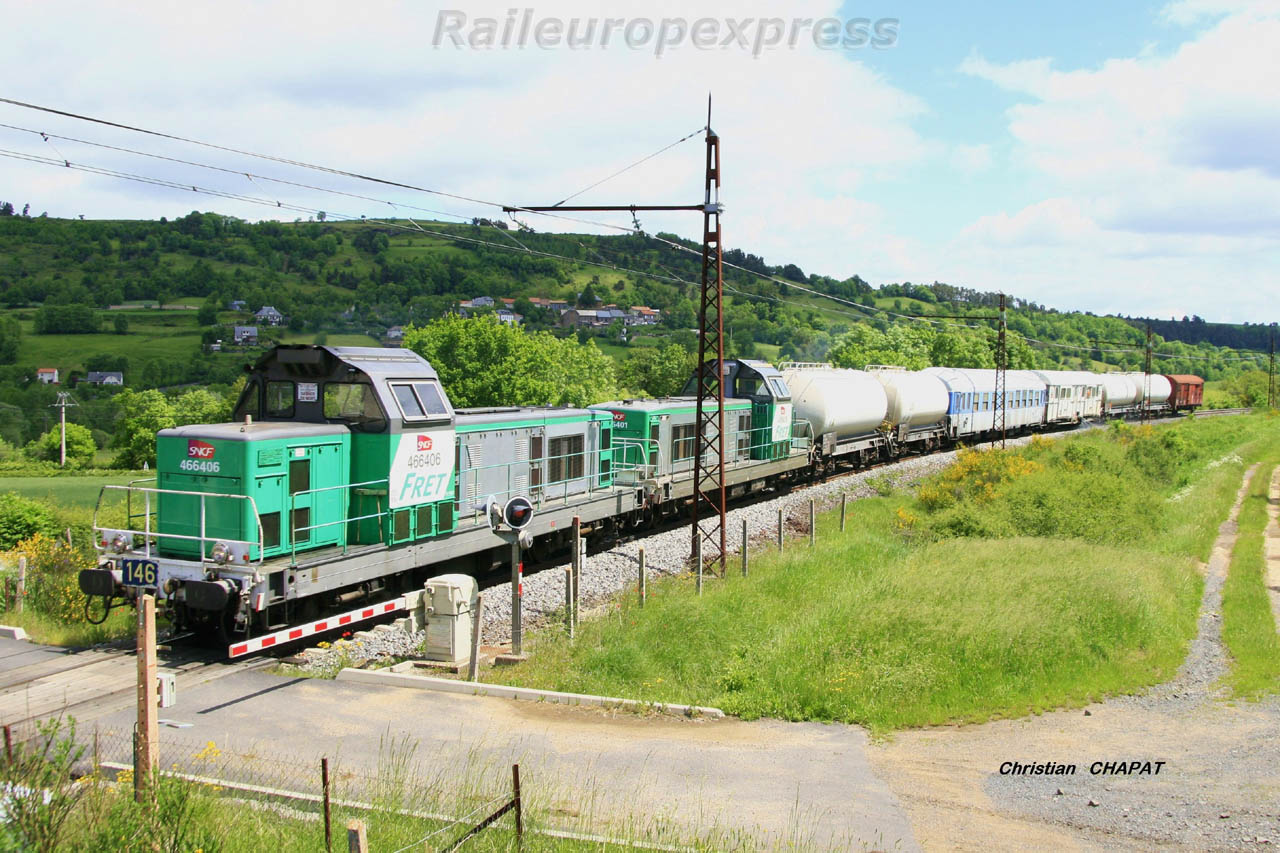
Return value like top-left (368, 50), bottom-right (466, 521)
top-left (951, 3), bottom-right (1280, 320)
top-left (949, 143), bottom-right (993, 174)
top-left (0, 0), bottom-right (932, 292)
top-left (957, 53), bottom-right (1054, 97)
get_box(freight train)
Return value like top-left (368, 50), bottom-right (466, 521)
top-left (78, 346), bottom-right (1203, 655)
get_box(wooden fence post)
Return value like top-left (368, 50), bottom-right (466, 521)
top-left (571, 516), bottom-right (582, 629)
top-left (134, 594), bottom-right (158, 804)
top-left (809, 499), bottom-right (816, 547)
top-left (741, 518), bottom-right (748, 577)
top-left (638, 547), bottom-right (646, 607)
top-left (468, 593), bottom-right (485, 682)
top-left (563, 568), bottom-right (574, 640)
top-left (840, 494), bottom-right (847, 532)
top-left (512, 763), bottom-right (524, 848)
top-left (777, 508), bottom-right (784, 552)
top-left (346, 819), bottom-right (367, 853)
top-left (15, 557), bottom-right (25, 614)
top-left (321, 758), bottom-right (332, 853)
top-left (3, 724), bottom-right (11, 765)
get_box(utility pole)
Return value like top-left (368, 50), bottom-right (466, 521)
top-left (507, 100), bottom-right (728, 574)
top-left (51, 392), bottom-right (77, 467)
top-left (994, 293), bottom-right (1008, 448)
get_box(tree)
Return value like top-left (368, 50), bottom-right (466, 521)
top-left (110, 389), bottom-right (176, 468)
top-left (196, 301), bottom-right (218, 326)
top-left (33, 304), bottom-right (100, 334)
top-left (577, 284), bottom-right (599, 308)
top-left (172, 388), bottom-right (231, 425)
top-left (0, 316), bottom-right (20, 364)
top-left (0, 202), bottom-right (13, 217)
top-left (619, 344), bottom-right (696, 397)
top-left (27, 422), bottom-right (96, 467)
top-left (404, 315), bottom-right (616, 408)
top-left (113, 314), bottom-right (129, 335)
top-left (0, 493), bottom-right (56, 549)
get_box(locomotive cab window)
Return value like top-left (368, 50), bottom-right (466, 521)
top-left (266, 381), bottom-right (294, 418)
top-left (234, 380), bottom-right (262, 421)
top-left (324, 383), bottom-right (386, 432)
top-left (390, 382), bottom-right (449, 421)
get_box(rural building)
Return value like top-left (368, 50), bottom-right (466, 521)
top-left (84, 371), bottom-right (124, 386)
top-left (36, 367), bottom-right (59, 384)
top-left (234, 325), bottom-right (259, 345)
top-left (561, 309), bottom-right (603, 327)
top-left (628, 306), bottom-right (660, 325)
top-left (495, 309), bottom-right (523, 326)
top-left (386, 326), bottom-right (404, 340)
top-left (255, 306), bottom-right (284, 325)
top-left (228, 299), bottom-right (248, 311)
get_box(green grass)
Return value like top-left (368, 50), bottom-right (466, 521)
top-left (0, 606), bottom-right (134, 646)
top-left (1221, 460), bottom-right (1280, 697)
top-left (0, 475), bottom-right (142, 509)
top-left (498, 416), bottom-right (1274, 732)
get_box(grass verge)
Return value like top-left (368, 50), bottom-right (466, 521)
top-left (1221, 461), bottom-right (1280, 698)
top-left (497, 415), bottom-right (1275, 733)
top-left (0, 606), bottom-right (134, 646)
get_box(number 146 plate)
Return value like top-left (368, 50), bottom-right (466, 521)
top-left (121, 558), bottom-right (159, 587)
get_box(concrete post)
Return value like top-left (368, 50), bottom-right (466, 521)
top-left (741, 518), bottom-right (748, 577)
top-left (810, 499), bottom-right (816, 547)
top-left (777, 508), bottom-right (784, 552)
top-left (840, 494), bottom-right (847, 532)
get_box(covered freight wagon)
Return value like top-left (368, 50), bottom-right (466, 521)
top-left (1164, 375), bottom-right (1204, 412)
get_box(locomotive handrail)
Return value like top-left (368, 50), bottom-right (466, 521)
top-left (94, 484), bottom-right (265, 566)
top-left (455, 441), bottom-right (617, 526)
top-left (286, 477), bottom-right (391, 566)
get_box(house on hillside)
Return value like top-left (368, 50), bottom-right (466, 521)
top-left (255, 306), bottom-right (284, 326)
top-left (386, 326), bottom-right (404, 340)
top-left (228, 299), bottom-right (248, 312)
top-left (628, 306), bottom-right (660, 325)
top-left (561, 309), bottom-right (603, 328)
top-left (234, 325), bottom-right (259, 346)
top-left (36, 367), bottom-right (59, 385)
top-left (84, 371), bottom-right (124, 386)
top-left (495, 309), bottom-right (523, 326)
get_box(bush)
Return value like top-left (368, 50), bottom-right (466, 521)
top-left (1, 533), bottom-right (94, 623)
top-left (0, 492), bottom-right (57, 549)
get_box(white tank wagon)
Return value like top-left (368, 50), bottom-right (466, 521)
top-left (780, 363), bottom-right (890, 466)
top-left (867, 366), bottom-right (951, 452)
top-left (1124, 372), bottom-right (1174, 411)
top-left (1099, 373), bottom-right (1142, 417)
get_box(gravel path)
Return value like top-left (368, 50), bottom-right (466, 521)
top-left (963, 463), bottom-right (1280, 851)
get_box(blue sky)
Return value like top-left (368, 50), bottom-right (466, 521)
top-left (0, 0), bottom-right (1276, 322)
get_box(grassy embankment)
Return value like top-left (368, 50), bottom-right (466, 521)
top-left (1221, 458), bottom-right (1280, 697)
top-left (497, 414), bottom-right (1278, 732)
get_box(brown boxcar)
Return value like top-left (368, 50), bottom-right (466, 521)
top-left (1164, 374), bottom-right (1204, 411)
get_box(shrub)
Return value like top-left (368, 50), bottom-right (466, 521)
top-left (1, 533), bottom-right (94, 623)
top-left (0, 492), bottom-right (57, 549)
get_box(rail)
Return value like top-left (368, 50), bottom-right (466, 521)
top-left (94, 484), bottom-right (265, 566)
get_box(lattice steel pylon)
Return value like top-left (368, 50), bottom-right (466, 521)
top-left (1142, 324), bottom-right (1153, 425)
top-left (994, 293), bottom-right (1007, 448)
top-left (506, 102), bottom-right (728, 575)
top-left (691, 121), bottom-right (727, 576)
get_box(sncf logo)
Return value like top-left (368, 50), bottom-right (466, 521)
top-left (416, 435), bottom-right (433, 451)
top-left (611, 411), bottom-right (626, 422)
top-left (187, 439), bottom-right (216, 459)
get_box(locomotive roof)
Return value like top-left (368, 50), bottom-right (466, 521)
top-left (159, 422), bottom-right (348, 441)
top-left (249, 345), bottom-right (439, 381)
top-left (454, 405), bottom-right (601, 427)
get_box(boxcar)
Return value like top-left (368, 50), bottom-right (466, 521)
top-left (1164, 374), bottom-right (1204, 412)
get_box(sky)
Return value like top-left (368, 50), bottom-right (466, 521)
top-left (0, 0), bottom-right (1277, 323)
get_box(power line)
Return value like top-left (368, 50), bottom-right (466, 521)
top-left (552, 125), bottom-right (705, 206)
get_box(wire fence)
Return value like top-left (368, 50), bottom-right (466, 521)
top-left (1, 719), bottom-right (694, 852)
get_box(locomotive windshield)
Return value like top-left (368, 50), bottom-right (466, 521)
top-left (323, 382), bottom-right (387, 431)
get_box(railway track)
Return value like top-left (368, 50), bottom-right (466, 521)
top-left (0, 640), bottom-right (274, 731)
